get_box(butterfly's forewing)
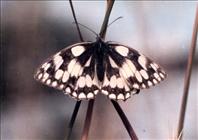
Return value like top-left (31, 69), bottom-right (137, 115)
top-left (101, 42), bottom-right (167, 101)
top-left (34, 42), bottom-right (99, 100)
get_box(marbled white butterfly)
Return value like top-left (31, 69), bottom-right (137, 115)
top-left (34, 37), bottom-right (166, 101)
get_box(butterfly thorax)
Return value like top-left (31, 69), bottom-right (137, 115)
top-left (94, 38), bottom-right (109, 82)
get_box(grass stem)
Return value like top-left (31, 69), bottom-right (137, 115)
top-left (111, 100), bottom-right (138, 140)
top-left (177, 5), bottom-right (198, 139)
top-left (81, 100), bottom-right (95, 140)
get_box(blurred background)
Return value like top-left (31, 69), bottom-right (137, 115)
top-left (1, 1), bottom-right (198, 140)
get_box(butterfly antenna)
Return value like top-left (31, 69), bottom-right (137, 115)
top-left (108, 16), bottom-right (123, 27)
top-left (72, 22), bottom-right (98, 37)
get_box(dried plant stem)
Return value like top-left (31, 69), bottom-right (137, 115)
top-left (66, 101), bottom-right (81, 140)
top-left (111, 100), bottom-right (138, 140)
top-left (99, 0), bottom-right (115, 39)
top-left (177, 5), bottom-right (198, 139)
top-left (66, 1), bottom-right (83, 140)
top-left (69, 0), bottom-right (84, 41)
top-left (81, 99), bottom-right (95, 140)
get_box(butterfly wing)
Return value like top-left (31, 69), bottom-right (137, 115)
top-left (34, 42), bottom-right (99, 100)
top-left (101, 42), bottom-right (167, 101)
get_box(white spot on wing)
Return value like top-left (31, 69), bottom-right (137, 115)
top-left (52, 81), bottom-right (57, 87)
top-left (42, 63), bottom-right (51, 71)
top-left (119, 68), bottom-right (127, 79)
top-left (135, 71), bottom-right (142, 82)
top-left (159, 73), bottom-right (165, 78)
top-left (124, 84), bottom-right (130, 91)
top-left (41, 62), bottom-right (48, 69)
top-left (71, 45), bottom-right (85, 57)
top-left (46, 79), bottom-right (51, 85)
top-left (103, 73), bottom-right (109, 86)
top-left (79, 93), bottom-right (86, 99)
top-left (87, 92), bottom-right (94, 98)
top-left (94, 90), bottom-right (98, 95)
top-left (138, 55), bottom-right (147, 70)
top-left (125, 93), bottom-right (130, 99)
top-left (150, 63), bottom-right (158, 71)
top-left (66, 87), bottom-right (71, 93)
top-left (42, 73), bottom-right (49, 82)
top-left (109, 56), bottom-right (118, 68)
top-left (117, 77), bottom-right (124, 88)
top-left (147, 81), bottom-right (153, 86)
top-left (72, 92), bottom-right (77, 97)
top-left (54, 54), bottom-right (63, 70)
top-left (133, 83), bottom-right (139, 89)
top-left (122, 63), bottom-right (133, 78)
top-left (71, 62), bottom-right (81, 77)
top-left (153, 79), bottom-right (158, 84)
top-left (78, 77), bottom-right (85, 88)
top-left (131, 89), bottom-right (138, 94)
top-left (117, 94), bottom-right (124, 100)
top-left (154, 73), bottom-right (159, 79)
top-left (109, 94), bottom-right (116, 99)
top-left (115, 46), bottom-right (129, 57)
top-left (157, 76), bottom-right (162, 81)
top-left (55, 69), bottom-right (64, 80)
top-left (85, 56), bottom-right (92, 67)
top-left (67, 59), bottom-right (76, 73)
top-left (153, 63), bottom-right (159, 68)
top-left (110, 75), bottom-right (116, 88)
top-left (140, 69), bottom-right (149, 79)
top-left (142, 84), bottom-right (146, 88)
top-left (86, 75), bottom-right (92, 87)
top-left (59, 84), bottom-right (64, 89)
top-left (102, 90), bottom-right (108, 95)
top-left (126, 59), bottom-right (136, 73)
top-left (62, 71), bottom-right (69, 83)
top-left (93, 74), bottom-right (99, 88)
top-left (38, 73), bottom-right (43, 79)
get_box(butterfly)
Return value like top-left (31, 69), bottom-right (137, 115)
top-left (34, 37), bottom-right (167, 101)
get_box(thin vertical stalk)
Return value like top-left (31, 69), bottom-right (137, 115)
top-left (99, 0), bottom-right (115, 39)
top-left (177, 5), bottom-right (198, 139)
top-left (66, 101), bottom-right (81, 140)
top-left (66, 1), bottom-right (83, 140)
top-left (69, 0), bottom-right (84, 41)
top-left (81, 99), bottom-right (95, 140)
top-left (111, 100), bottom-right (138, 140)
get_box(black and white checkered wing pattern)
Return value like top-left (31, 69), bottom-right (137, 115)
top-left (34, 42), bottom-right (99, 100)
top-left (101, 43), bottom-right (166, 101)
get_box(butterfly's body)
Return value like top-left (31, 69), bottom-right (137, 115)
top-left (35, 37), bottom-right (166, 101)
top-left (93, 38), bottom-right (107, 81)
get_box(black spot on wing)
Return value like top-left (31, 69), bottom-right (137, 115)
top-left (107, 46), bottom-right (125, 67)
top-left (78, 45), bottom-right (94, 66)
